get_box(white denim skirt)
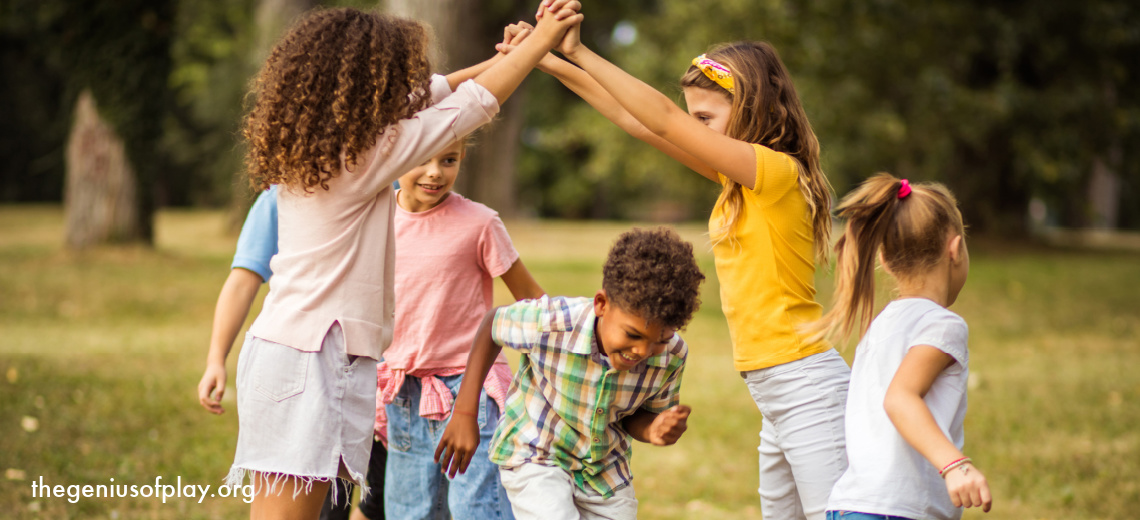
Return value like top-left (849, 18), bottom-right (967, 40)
top-left (225, 322), bottom-right (377, 498)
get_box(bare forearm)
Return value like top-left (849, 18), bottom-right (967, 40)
top-left (884, 391), bottom-right (963, 469)
top-left (542, 55), bottom-right (717, 180)
top-left (206, 269), bottom-right (262, 366)
top-left (454, 310), bottom-right (504, 413)
top-left (621, 408), bottom-right (659, 444)
top-left (474, 45), bottom-right (547, 103)
top-left (447, 54), bottom-right (504, 91)
top-left (541, 57), bottom-right (651, 139)
top-left (567, 47), bottom-right (689, 139)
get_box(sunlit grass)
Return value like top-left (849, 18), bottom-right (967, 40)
top-left (1, 205), bottom-right (1138, 519)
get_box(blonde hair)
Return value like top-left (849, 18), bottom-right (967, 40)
top-left (807, 173), bottom-right (965, 342)
top-left (681, 41), bottom-right (833, 262)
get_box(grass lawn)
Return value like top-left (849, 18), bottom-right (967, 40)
top-left (1, 205), bottom-right (1138, 519)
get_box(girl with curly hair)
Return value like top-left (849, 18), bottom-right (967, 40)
top-left (223, 4), bottom-right (581, 518)
top-left (500, 7), bottom-right (847, 518)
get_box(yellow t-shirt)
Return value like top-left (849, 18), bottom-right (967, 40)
top-left (711, 143), bottom-right (830, 371)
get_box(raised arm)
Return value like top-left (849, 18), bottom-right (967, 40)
top-left (497, 23), bottom-right (717, 183)
top-left (435, 309), bottom-right (504, 477)
top-left (885, 346), bottom-right (992, 512)
top-left (470, 0), bottom-right (582, 105)
top-left (445, 55), bottom-right (502, 92)
top-left (550, 15), bottom-right (758, 188)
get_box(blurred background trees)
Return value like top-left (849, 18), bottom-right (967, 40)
top-left (1, 0), bottom-right (1137, 242)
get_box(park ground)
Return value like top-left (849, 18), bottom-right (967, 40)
top-left (1, 205), bottom-right (1138, 519)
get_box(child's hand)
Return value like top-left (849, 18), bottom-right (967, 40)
top-left (646, 404), bottom-right (690, 446)
top-left (197, 364), bottom-right (227, 415)
top-left (944, 463), bottom-right (993, 512)
top-left (434, 413), bottom-right (481, 478)
top-left (531, 0), bottom-right (583, 48)
top-left (497, 22), bottom-right (565, 71)
top-left (553, 15), bottom-right (582, 59)
top-left (495, 22), bottom-right (534, 54)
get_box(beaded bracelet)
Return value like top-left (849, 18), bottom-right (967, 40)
top-left (452, 410), bottom-right (478, 418)
top-left (939, 457), bottom-right (972, 478)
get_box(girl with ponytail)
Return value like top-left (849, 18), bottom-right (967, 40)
top-left (813, 173), bottom-right (992, 520)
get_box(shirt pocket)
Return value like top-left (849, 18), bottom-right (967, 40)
top-left (249, 337), bottom-right (311, 402)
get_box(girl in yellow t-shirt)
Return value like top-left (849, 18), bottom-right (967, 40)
top-left (502, 8), bottom-right (850, 519)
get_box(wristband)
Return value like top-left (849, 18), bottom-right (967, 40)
top-left (939, 457), bottom-right (972, 478)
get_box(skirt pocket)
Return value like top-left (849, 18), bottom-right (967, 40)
top-left (249, 337), bottom-right (311, 402)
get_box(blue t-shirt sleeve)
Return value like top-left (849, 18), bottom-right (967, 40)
top-left (231, 185), bottom-right (278, 282)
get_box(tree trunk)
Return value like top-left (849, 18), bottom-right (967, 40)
top-left (228, 0), bottom-right (318, 231)
top-left (1087, 81), bottom-right (1123, 230)
top-left (1087, 155), bottom-right (1121, 229)
top-left (64, 90), bottom-right (142, 248)
top-left (384, 0), bottom-right (523, 217)
top-left (254, 0), bottom-right (317, 65)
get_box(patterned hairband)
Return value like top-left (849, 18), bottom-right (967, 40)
top-left (692, 54), bottom-right (735, 94)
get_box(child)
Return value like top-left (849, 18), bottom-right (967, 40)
top-left (370, 136), bottom-right (544, 520)
top-left (810, 174), bottom-right (991, 519)
top-left (225, 4), bottom-right (582, 518)
top-left (436, 228), bottom-right (705, 520)
top-left (503, 9), bottom-right (848, 518)
top-left (195, 185), bottom-right (361, 520)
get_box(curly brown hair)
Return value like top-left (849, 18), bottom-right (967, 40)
top-left (602, 228), bottom-right (705, 330)
top-left (243, 8), bottom-right (433, 192)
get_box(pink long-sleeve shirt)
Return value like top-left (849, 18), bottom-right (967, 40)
top-left (249, 76), bottom-right (500, 360)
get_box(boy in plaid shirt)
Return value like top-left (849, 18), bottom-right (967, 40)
top-left (435, 227), bottom-right (705, 520)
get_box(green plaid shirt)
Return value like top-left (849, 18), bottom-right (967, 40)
top-left (488, 296), bottom-right (687, 498)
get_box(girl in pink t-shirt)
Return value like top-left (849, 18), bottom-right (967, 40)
top-left (372, 138), bottom-right (544, 520)
top-left (226, 5), bottom-right (580, 518)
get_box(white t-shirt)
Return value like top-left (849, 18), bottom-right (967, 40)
top-left (827, 298), bottom-right (970, 520)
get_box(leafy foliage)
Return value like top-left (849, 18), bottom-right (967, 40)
top-left (1, 0), bottom-right (1137, 232)
top-left (518, 0), bottom-right (1140, 230)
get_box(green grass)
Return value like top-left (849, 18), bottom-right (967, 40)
top-left (1, 205), bottom-right (1138, 519)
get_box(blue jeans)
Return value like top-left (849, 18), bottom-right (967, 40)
top-left (826, 512), bottom-right (914, 520)
top-left (384, 374), bottom-right (513, 520)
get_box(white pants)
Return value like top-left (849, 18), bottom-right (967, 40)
top-left (498, 463), bottom-right (637, 520)
top-left (742, 349), bottom-right (850, 520)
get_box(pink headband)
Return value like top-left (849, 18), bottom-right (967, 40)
top-left (898, 179), bottom-right (912, 199)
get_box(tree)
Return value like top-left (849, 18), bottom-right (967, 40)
top-left (782, 0), bottom-right (1140, 233)
top-left (540, 0), bottom-right (1140, 231)
top-left (12, 0), bottom-right (180, 246)
top-left (64, 91), bottom-right (141, 246)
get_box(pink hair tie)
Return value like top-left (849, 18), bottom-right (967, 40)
top-left (898, 179), bottom-right (912, 199)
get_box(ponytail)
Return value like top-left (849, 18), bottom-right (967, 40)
top-left (805, 173), bottom-right (964, 343)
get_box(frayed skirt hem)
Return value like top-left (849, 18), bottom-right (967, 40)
top-left (223, 466), bottom-right (367, 505)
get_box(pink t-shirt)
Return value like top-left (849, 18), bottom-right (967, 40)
top-left (249, 76), bottom-right (499, 359)
top-left (383, 192), bottom-right (518, 369)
